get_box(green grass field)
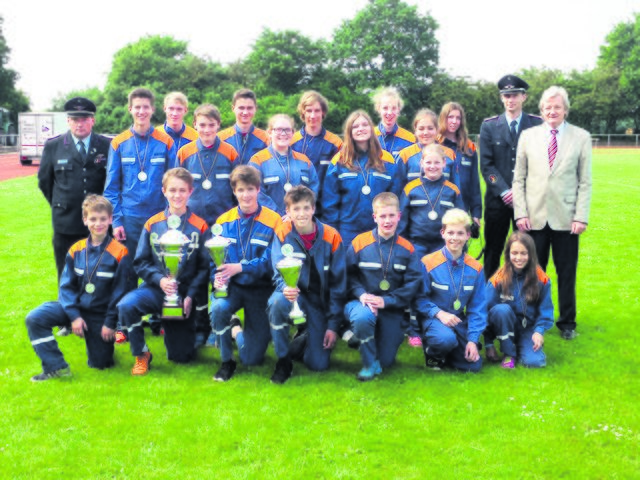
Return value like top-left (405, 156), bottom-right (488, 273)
top-left (1, 150), bottom-right (638, 479)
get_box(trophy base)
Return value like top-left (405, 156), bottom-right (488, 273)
top-left (213, 289), bottom-right (228, 298)
top-left (291, 315), bottom-right (306, 325)
top-left (162, 301), bottom-right (185, 320)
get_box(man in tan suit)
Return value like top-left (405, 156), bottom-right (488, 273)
top-left (513, 86), bottom-right (592, 340)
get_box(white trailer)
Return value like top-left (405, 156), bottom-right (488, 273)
top-left (18, 112), bottom-right (67, 165)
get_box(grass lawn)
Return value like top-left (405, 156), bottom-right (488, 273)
top-left (0, 149), bottom-right (638, 479)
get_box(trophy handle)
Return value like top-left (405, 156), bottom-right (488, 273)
top-left (150, 232), bottom-right (161, 259)
top-left (186, 232), bottom-right (199, 259)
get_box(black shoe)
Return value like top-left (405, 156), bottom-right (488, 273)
top-left (214, 359), bottom-right (237, 382)
top-left (289, 332), bottom-right (307, 362)
top-left (271, 357), bottom-right (293, 384)
top-left (561, 329), bottom-right (577, 340)
top-left (347, 336), bottom-right (361, 350)
top-left (230, 315), bottom-right (242, 330)
top-left (424, 354), bottom-right (445, 371)
top-left (31, 367), bottom-right (71, 382)
top-left (149, 321), bottom-right (162, 336)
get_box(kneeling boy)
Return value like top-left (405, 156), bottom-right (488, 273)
top-left (267, 186), bottom-right (346, 384)
top-left (415, 208), bottom-right (486, 372)
top-left (345, 192), bottom-right (422, 381)
top-left (211, 165), bottom-right (282, 381)
top-left (117, 168), bottom-right (210, 375)
top-left (26, 195), bottom-right (130, 381)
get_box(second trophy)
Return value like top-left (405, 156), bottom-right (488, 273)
top-left (276, 244), bottom-right (306, 325)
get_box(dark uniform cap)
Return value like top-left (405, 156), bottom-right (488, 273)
top-left (64, 97), bottom-right (97, 117)
top-left (498, 75), bottom-right (529, 94)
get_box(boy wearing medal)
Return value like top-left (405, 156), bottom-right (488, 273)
top-left (267, 186), bottom-right (346, 384)
top-left (210, 166), bottom-right (283, 381)
top-left (117, 168), bottom-right (211, 375)
top-left (26, 195), bottom-right (130, 381)
top-left (218, 89), bottom-right (269, 165)
top-left (345, 193), bottom-right (422, 381)
top-left (104, 88), bottom-right (176, 341)
top-left (416, 208), bottom-right (487, 372)
top-left (156, 91), bottom-right (198, 160)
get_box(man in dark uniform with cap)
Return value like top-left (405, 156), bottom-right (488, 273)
top-left (38, 97), bottom-right (112, 282)
top-left (480, 75), bottom-right (542, 361)
top-left (480, 75), bottom-right (542, 280)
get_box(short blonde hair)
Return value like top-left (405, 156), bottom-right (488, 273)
top-left (162, 167), bottom-right (194, 189)
top-left (373, 86), bottom-right (404, 112)
top-left (82, 194), bottom-right (113, 218)
top-left (422, 143), bottom-right (446, 162)
top-left (193, 104), bottom-right (221, 124)
top-left (297, 91), bottom-right (329, 122)
top-left (441, 208), bottom-right (471, 232)
top-left (164, 92), bottom-right (188, 109)
top-left (267, 114), bottom-right (295, 132)
top-left (372, 192), bottom-right (399, 213)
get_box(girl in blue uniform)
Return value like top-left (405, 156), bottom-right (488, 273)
top-left (322, 110), bottom-right (404, 245)
top-left (485, 231), bottom-right (554, 368)
top-left (436, 102), bottom-right (482, 226)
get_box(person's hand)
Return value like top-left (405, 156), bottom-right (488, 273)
top-left (436, 310), bottom-right (461, 327)
top-left (101, 326), bottom-right (115, 342)
top-left (183, 296), bottom-right (193, 318)
top-left (465, 342), bottom-right (480, 362)
top-left (217, 263), bottom-right (243, 280)
top-left (516, 217), bottom-right (531, 232)
top-left (571, 221), bottom-right (587, 235)
top-left (213, 275), bottom-right (227, 290)
top-left (532, 332), bottom-right (544, 352)
top-left (473, 217), bottom-right (481, 227)
top-left (323, 330), bottom-right (337, 349)
top-left (71, 317), bottom-right (87, 338)
top-left (160, 277), bottom-right (177, 296)
top-left (501, 189), bottom-right (513, 207)
top-left (113, 226), bottom-right (126, 241)
top-left (360, 293), bottom-right (385, 314)
top-left (283, 286), bottom-right (299, 303)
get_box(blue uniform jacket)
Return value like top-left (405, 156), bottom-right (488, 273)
top-left (59, 237), bottom-right (130, 329)
top-left (104, 126), bottom-right (175, 228)
top-left (290, 126), bottom-right (343, 184)
top-left (397, 143), bottom-right (460, 187)
top-left (157, 123), bottom-right (199, 164)
top-left (439, 138), bottom-right (482, 219)
top-left (178, 137), bottom-right (239, 225)
top-left (398, 177), bottom-right (464, 247)
top-left (272, 219), bottom-right (346, 333)
top-left (415, 248), bottom-right (487, 344)
top-left (347, 229), bottom-right (422, 311)
top-left (486, 266), bottom-right (554, 335)
top-left (375, 123), bottom-right (416, 159)
top-left (249, 147), bottom-right (319, 216)
top-left (134, 208), bottom-right (211, 301)
top-left (213, 204), bottom-right (282, 288)
top-left (322, 151), bottom-right (404, 243)
top-left (218, 124), bottom-right (269, 165)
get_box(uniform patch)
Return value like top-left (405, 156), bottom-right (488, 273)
top-left (489, 175), bottom-right (497, 183)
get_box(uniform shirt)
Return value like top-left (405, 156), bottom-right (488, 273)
top-left (486, 266), bottom-right (554, 335)
top-left (249, 147), bottom-right (319, 216)
top-left (398, 177), bottom-right (464, 247)
top-left (439, 138), bottom-right (482, 219)
top-left (218, 124), bottom-right (269, 165)
top-left (157, 123), bottom-right (199, 164)
top-left (177, 137), bottom-right (239, 225)
top-left (104, 126), bottom-right (175, 228)
top-left (59, 237), bottom-right (130, 329)
top-left (290, 126), bottom-right (343, 184)
top-left (322, 151), bottom-right (404, 244)
top-left (347, 229), bottom-right (422, 311)
top-left (375, 123), bottom-right (416, 159)
top-left (214, 204), bottom-right (282, 288)
top-left (397, 143), bottom-right (460, 187)
top-left (134, 208), bottom-right (210, 301)
top-left (271, 219), bottom-right (346, 332)
top-left (38, 131), bottom-right (110, 234)
top-left (415, 248), bottom-right (487, 344)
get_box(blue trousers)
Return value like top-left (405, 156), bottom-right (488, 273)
top-left (117, 284), bottom-right (196, 363)
top-left (26, 302), bottom-right (114, 373)
top-left (346, 301), bottom-right (405, 369)
top-left (487, 304), bottom-right (546, 367)
top-left (268, 291), bottom-right (331, 372)
top-left (122, 215), bottom-right (147, 292)
top-left (212, 284), bottom-right (271, 365)
top-left (422, 319), bottom-right (482, 372)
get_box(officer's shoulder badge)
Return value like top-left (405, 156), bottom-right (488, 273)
top-left (489, 175), bottom-right (497, 184)
top-left (483, 115), bottom-right (500, 123)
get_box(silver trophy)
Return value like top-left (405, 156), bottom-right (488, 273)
top-left (150, 215), bottom-right (197, 319)
top-left (205, 224), bottom-right (231, 298)
top-left (276, 244), bottom-right (306, 325)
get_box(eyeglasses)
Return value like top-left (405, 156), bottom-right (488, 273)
top-left (272, 128), bottom-right (293, 136)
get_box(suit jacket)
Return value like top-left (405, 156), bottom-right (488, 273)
top-left (480, 112), bottom-right (542, 210)
top-left (512, 122), bottom-right (592, 231)
top-left (38, 131), bottom-right (111, 234)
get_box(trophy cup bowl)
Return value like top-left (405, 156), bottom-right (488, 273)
top-left (276, 256), bottom-right (306, 325)
top-left (157, 228), bottom-right (191, 319)
top-left (205, 235), bottom-right (231, 298)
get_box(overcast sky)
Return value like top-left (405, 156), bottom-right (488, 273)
top-left (2, 0), bottom-right (639, 110)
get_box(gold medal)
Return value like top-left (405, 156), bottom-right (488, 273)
top-left (379, 279), bottom-right (391, 291)
top-left (85, 283), bottom-right (96, 294)
top-left (453, 299), bottom-right (461, 310)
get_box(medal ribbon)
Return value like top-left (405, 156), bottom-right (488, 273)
top-left (84, 237), bottom-right (109, 292)
top-left (236, 212), bottom-right (257, 263)
top-left (271, 146), bottom-right (292, 186)
top-left (133, 132), bottom-right (150, 177)
top-left (197, 142), bottom-right (220, 185)
top-left (444, 249), bottom-right (466, 310)
top-left (420, 178), bottom-right (446, 215)
top-left (377, 232), bottom-right (395, 286)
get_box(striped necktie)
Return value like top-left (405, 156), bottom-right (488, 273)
top-left (548, 129), bottom-right (558, 169)
top-left (78, 141), bottom-right (87, 160)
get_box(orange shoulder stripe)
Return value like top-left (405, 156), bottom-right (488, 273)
top-left (292, 151), bottom-right (312, 166)
top-left (257, 207), bottom-right (283, 229)
top-left (187, 213), bottom-right (208, 233)
top-left (463, 254), bottom-right (483, 273)
top-left (381, 150), bottom-right (395, 164)
top-left (276, 220), bottom-right (293, 242)
top-left (351, 231), bottom-right (376, 254)
top-left (396, 127), bottom-right (417, 143)
top-left (217, 127), bottom-right (235, 141)
top-left (183, 125), bottom-right (199, 141)
top-left (322, 224), bottom-right (342, 253)
top-left (218, 141), bottom-right (239, 161)
top-left (290, 131), bottom-right (303, 144)
top-left (68, 239), bottom-right (88, 257)
top-left (110, 130), bottom-right (134, 150)
top-left (216, 208), bottom-right (240, 225)
top-left (178, 142), bottom-right (199, 164)
top-left (145, 211), bottom-right (167, 231)
top-left (324, 131), bottom-right (343, 149)
top-left (253, 128), bottom-right (269, 143)
top-left (404, 178), bottom-right (422, 195)
top-left (443, 180), bottom-right (460, 195)
top-left (398, 143), bottom-right (421, 163)
top-left (396, 235), bottom-right (415, 253)
top-left (423, 250), bottom-right (446, 271)
top-left (489, 267), bottom-right (506, 287)
top-left (249, 148), bottom-right (272, 166)
top-left (151, 128), bottom-right (174, 149)
top-left (106, 239), bottom-right (128, 262)
top-left (442, 146), bottom-right (456, 161)
top-left (536, 266), bottom-right (550, 285)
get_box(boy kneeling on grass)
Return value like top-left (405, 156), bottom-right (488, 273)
top-left (26, 195), bottom-right (130, 381)
top-left (117, 168), bottom-right (210, 375)
top-left (267, 185), bottom-right (346, 384)
top-left (415, 208), bottom-right (487, 372)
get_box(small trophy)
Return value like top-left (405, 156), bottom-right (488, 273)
top-left (150, 215), bottom-right (196, 319)
top-left (205, 224), bottom-right (231, 298)
top-left (276, 244), bottom-right (306, 325)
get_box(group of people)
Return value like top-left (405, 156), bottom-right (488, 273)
top-left (27, 74), bottom-right (592, 384)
